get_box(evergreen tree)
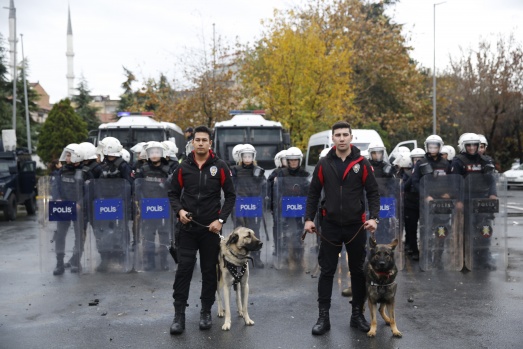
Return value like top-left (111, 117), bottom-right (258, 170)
top-left (37, 99), bottom-right (87, 163)
top-left (72, 78), bottom-right (100, 131)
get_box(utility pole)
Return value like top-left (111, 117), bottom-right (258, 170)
top-left (433, 1), bottom-right (446, 134)
top-left (5, 0), bottom-right (17, 130)
top-left (21, 34), bottom-right (31, 154)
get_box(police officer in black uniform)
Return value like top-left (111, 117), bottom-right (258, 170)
top-left (268, 150), bottom-right (287, 255)
top-left (95, 137), bottom-right (133, 272)
top-left (304, 121), bottom-right (379, 336)
top-left (135, 141), bottom-right (172, 271)
top-left (410, 135), bottom-right (451, 269)
top-left (168, 125), bottom-right (236, 335)
top-left (451, 133), bottom-right (497, 269)
top-left (231, 144), bottom-right (266, 268)
top-left (52, 144), bottom-right (86, 275)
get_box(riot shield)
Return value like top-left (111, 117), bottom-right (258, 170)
top-left (419, 174), bottom-right (464, 271)
top-left (464, 173), bottom-right (507, 271)
top-left (133, 178), bottom-right (174, 272)
top-left (38, 173), bottom-right (87, 274)
top-left (230, 176), bottom-right (268, 268)
top-left (371, 177), bottom-right (404, 270)
top-left (273, 176), bottom-right (317, 270)
top-left (87, 178), bottom-right (132, 273)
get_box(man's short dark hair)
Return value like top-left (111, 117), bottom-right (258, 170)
top-left (332, 121), bottom-right (352, 134)
top-left (184, 127), bottom-right (194, 133)
top-left (194, 125), bottom-right (212, 139)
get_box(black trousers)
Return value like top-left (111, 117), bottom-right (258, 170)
top-left (172, 225), bottom-right (220, 307)
top-left (317, 220), bottom-right (367, 308)
top-left (404, 206), bottom-right (420, 252)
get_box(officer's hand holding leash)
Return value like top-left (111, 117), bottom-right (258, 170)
top-left (364, 219), bottom-right (378, 234)
top-left (302, 220), bottom-right (317, 241)
top-left (208, 220), bottom-right (223, 235)
top-left (178, 209), bottom-right (192, 225)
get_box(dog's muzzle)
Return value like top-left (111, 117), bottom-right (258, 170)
top-left (246, 241), bottom-right (263, 252)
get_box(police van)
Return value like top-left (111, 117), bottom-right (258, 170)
top-left (213, 110), bottom-right (290, 173)
top-left (305, 129), bottom-right (416, 174)
top-left (96, 112), bottom-right (185, 159)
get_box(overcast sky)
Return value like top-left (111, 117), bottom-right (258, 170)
top-left (2, 0), bottom-right (522, 104)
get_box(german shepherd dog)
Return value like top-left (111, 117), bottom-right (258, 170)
top-left (365, 237), bottom-right (402, 338)
top-left (216, 227), bottom-right (263, 331)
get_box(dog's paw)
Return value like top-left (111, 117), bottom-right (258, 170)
top-left (221, 322), bottom-right (231, 331)
top-left (367, 330), bottom-right (377, 338)
top-left (237, 310), bottom-right (244, 318)
top-left (217, 310), bottom-right (224, 318)
top-left (244, 317), bottom-right (254, 326)
top-left (392, 330), bottom-right (402, 338)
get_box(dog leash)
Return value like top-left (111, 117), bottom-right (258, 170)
top-left (302, 224), bottom-right (367, 247)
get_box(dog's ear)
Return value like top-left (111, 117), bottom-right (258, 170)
top-left (226, 232), bottom-right (239, 246)
top-left (389, 238), bottom-right (399, 250)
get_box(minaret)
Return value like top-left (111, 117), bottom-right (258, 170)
top-left (66, 5), bottom-right (75, 97)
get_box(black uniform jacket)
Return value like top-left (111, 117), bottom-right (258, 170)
top-left (305, 145), bottom-right (380, 226)
top-left (169, 150), bottom-right (236, 226)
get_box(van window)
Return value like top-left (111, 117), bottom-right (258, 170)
top-left (308, 145), bottom-right (325, 167)
top-left (351, 142), bottom-right (369, 151)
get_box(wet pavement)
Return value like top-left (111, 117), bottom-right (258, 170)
top-left (1, 189), bottom-right (523, 349)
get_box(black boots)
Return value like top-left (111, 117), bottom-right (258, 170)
top-left (170, 304), bottom-right (186, 335)
top-left (199, 304), bottom-right (213, 330)
top-left (312, 306), bottom-right (331, 335)
top-left (70, 253), bottom-right (82, 273)
top-left (350, 305), bottom-right (370, 332)
top-left (96, 253), bottom-right (110, 272)
top-left (53, 253), bottom-right (65, 275)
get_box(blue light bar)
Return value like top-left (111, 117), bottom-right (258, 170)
top-left (117, 112), bottom-right (131, 117)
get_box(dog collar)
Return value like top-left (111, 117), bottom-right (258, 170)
top-left (370, 281), bottom-right (396, 288)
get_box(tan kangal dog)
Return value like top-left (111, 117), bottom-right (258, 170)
top-left (216, 227), bottom-right (263, 331)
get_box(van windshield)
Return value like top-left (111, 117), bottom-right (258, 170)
top-left (351, 142), bottom-right (369, 151)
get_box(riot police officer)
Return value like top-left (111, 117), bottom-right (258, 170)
top-left (130, 142), bottom-right (148, 173)
top-left (411, 135), bottom-right (452, 269)
top-left (231, 144), bottom-right (266, 268)
top-left (135, 141), bottom-right (172, 271)
top-left (52, 144), bottom-right (86, 275)
top-left (95, 137), bottom-right (133, 271)
top-left (368, 142), bottom-right (394, 178)
top-left (451, 133), bottom-right (497, 270)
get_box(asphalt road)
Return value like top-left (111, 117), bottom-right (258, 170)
top-left (1, 188), bottom-right (522, 349)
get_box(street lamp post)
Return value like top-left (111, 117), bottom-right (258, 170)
top-left (433, 1), bottom-right (446, 135)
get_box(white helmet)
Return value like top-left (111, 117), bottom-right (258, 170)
top-left (130, 142), bottom-right (147, 157)
top-left (368, 142), bottom-right (386, 161)
top-left (59, 143), bottom-right (84, 163)
top-left (319, 147), bottom-right (331, 159)
top-left (101, 136), bottom-right (123, 157)
top-left (458, 133), bottom-right (481, 153)
top-left (424, 135), bottom-right (444, 154)
top-left (79, 142), bottom-right (97, 160)
top-left (285, 147), bottom-right (303, 166)
top-left (478, 134), bottom-right (488, 146)
top-left (232, 144), bottom-right (246, 163)
top-left (410, 147), bottom-right (426, 160)
top-left (239, 144), bottom-right (256, 163)
top-left (274, 150), bottom-right (287, 168)
top-left (395, 154), bottom-right (412, 169)
top-left (144, 141), bottom-right (166, 160)
top-left (121, 148), bottom-right (131, 163)
top-left (162, 141), bottom-right (179, 158)
top-left (441, 145), bottom-right (456, 160)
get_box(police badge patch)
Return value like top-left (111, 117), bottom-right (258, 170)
top-left (210, 166), bottom-right (218, 177)
top-left (480, 225), bottom-right (493, 238)
top-left (434, 225), bottom-right (448, 238)
top-left (353, 163), bottom-right (360, 174)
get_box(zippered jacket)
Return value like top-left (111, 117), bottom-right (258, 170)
top-left (169, 150), bottom-right (236, 225)
top-left (305, 145), bottom-right (380, 226)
